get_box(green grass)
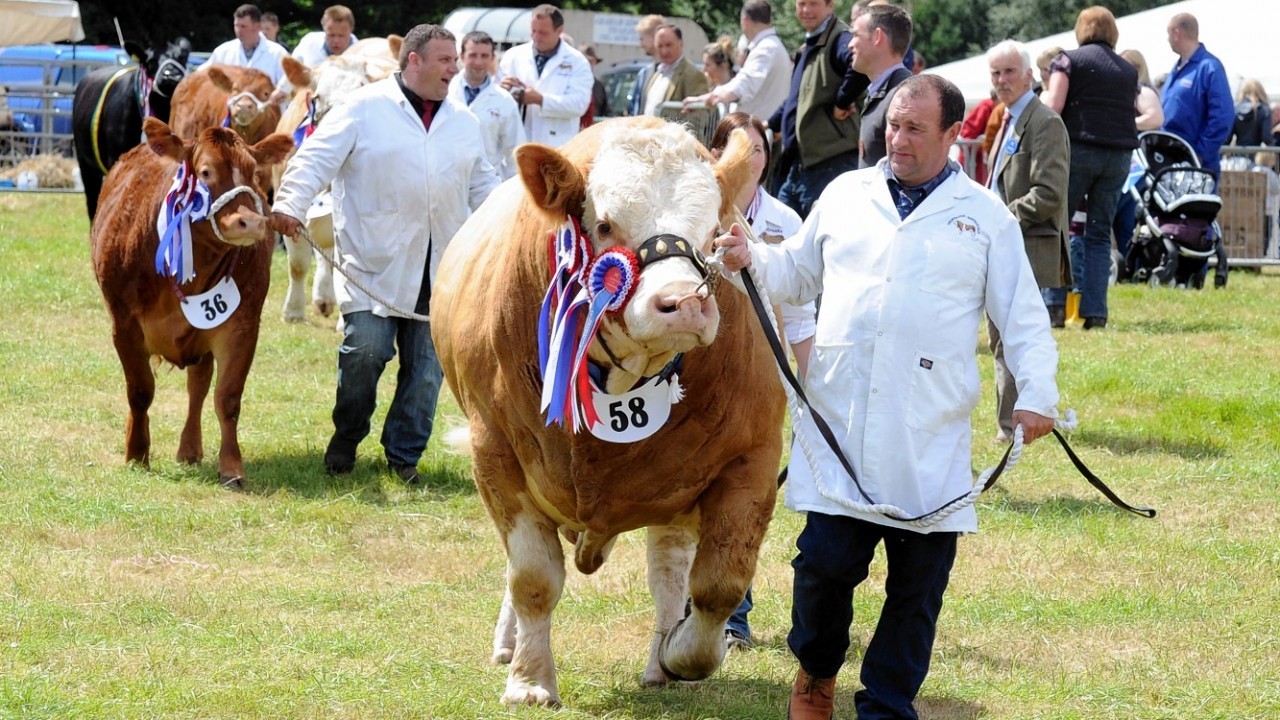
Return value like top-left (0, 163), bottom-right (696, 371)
top-left (2, 193), bottom-right (1278, 719)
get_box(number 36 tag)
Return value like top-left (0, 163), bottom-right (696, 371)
top-left (588, 375), bottom-right (676, 444)
top-left (180, 276), bottom-right (241, 329)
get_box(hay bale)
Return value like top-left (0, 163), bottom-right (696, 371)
top-left (0, 155), bottom-right (77, 188)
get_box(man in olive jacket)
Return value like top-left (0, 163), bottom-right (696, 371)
top-left (985, 39), bottom-right (1070, 442)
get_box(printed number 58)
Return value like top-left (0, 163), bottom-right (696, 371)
top-left (608, 397), bottom-right (649, 432)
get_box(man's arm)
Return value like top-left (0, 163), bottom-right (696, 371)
top-left (271, 101), bottom-right (359, 233)
top-left (832, 30), bottom-right (868, 118)
top-left (1007, 110), bottom-right (1070, 226)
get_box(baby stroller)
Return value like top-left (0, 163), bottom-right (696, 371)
top-left (1125, 131), bottom-right (1224, 288)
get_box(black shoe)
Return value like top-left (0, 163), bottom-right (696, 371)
top-left (1214, 274), bottom-right (1227, 289)
top-left (390, 463), bottom-right (421, 486)
top-left (725, 629), bottom-right (754, 651)
top-left (324, 455), bottom-right (355, 476)
top-left (1083, 317), bottom-right (1107, 330)
top-left (1047, 305), bottom-right (1066, 329)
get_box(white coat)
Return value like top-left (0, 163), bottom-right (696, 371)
top-left (496, 40), bottom-right (593, 148)
top-left (716, 28), bottom-right (791, 121)
top-left (748, 187), bottom-right (815, 344)
top-left (447, 76), bottom-right (525, 180)
top-left (273, 76), bottom-right (500, 319)
top-left (750, 162), bottom-right (1059, 533)
top-left (202, 33), bottom-right (290, 85)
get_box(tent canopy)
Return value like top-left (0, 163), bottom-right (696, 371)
top-left (928, 0), bottom-right (1276, 106)
top-left (0, 0), bottom-right (85, 47)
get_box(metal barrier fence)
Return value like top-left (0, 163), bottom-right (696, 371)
top-left (1, 52), bottom-right (127, 167)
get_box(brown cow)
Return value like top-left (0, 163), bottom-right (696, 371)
top-left (91, 117), bottom-right (293, 488)
top-left (170, 64), bottom-right (282, 147)
top-left (432, 116), bottom-right (785, 707)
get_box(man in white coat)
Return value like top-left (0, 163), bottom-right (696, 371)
top-left (291, 5), bottom-right (358, 68)
top-left (683, 0), bottom-right (791, 121)
top-left (715, 74), bottom-right (1059, 720)
top-left (449, 31), bottom-right (524, 180)
top-left (270, 24), bottom-right (500, 485)
top-left (496, 4), bottom-right (593, 148)
top-left (202, 4), bottom-right (290, 92)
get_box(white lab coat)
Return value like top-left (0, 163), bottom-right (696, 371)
top-left (202, 33), bottom-right (290, 85)
top-left (496, 40), bottom-right (593, 148)
top-left (447, 76), bottom-right (525, 180)
top-left (751, 162), bottom-right (1059, 533)
top-left (716, 28), bottom-right (791, 121)
top-left (748, 187), bottom-right (815, 345)
top-left (273, 76), bottom-right (500, 319)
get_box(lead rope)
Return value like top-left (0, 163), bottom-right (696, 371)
top-left (293, 225), bottom-right (431, 321)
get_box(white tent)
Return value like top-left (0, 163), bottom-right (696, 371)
top-left (928, 0), bottom-right (1277, 105)
top-left (0, 0), bottom-right (85, 47)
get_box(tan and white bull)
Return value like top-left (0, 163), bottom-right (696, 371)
top-left (432, 116), bottom-right (785, 707)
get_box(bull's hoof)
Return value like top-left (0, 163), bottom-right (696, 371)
top-left (491, 647), bottom-right (514, 665)
top-left (657, 618), bottom-right (716, 683)
top-left (282, 312), bottom-right (306, 324)
top-left (219, 475), bottom-right (245, 491)
top-left (501, 682), bottom-right (560, 707)
top-left (314, 301), bottom-right (334, 318)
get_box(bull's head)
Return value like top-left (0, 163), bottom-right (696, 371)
top-left (207, 66), bottom-right (276, 131)
top-left (517, 120), bottom-right (754, 391)
top-left (280, 55), bottom-right (369, 127)
top-left (144, 117), bottom-right (293, 246)
top-left (126, 37), bottom-right (191, 99)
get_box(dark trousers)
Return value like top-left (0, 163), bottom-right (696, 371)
top-left (788, 512), bottom-right (958, 720)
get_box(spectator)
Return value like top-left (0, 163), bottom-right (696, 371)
top-left (292, 5), bottom-right (357, 68)
top-left (1161, 11), bottom-right (1233, 288)
top-left (1042, 6), bottom-right (1138, 329)
top-left (958, 91), bottom-right (996, 183)
top-left (849, 2), bottom-right (913, 168)
top-left (202, 4), bottom-right (290, 87)
top-left (579, 43), bottom-right (608, 120)
top-left (769, 0), bottom-right (869, 218)
top-left (985, 39), bottom-right (1071, 441)
top-left (270, 24), bottom-right (500, 485)
top-left (701, 37), bottom-right (737, 95)
top-left (714, 74), bottom-right (1059, 720)
top-left (1121, 49), bottom-right (1163, 132)
top-left (1113, 48), bottom-right (1162, 277)
top-left (1272, 102), bottom-right (1280, 145)
top-left (911, 49), bottom-right (925, 75)
top-left (1229, 79), bottom-right (1272, 147)
top-left (496, 4), bottom-right (594, 149)
top-left (261, 11), bottom-right (281, 44)
top-left (683, 0), bottom-right (792, 122)
top-left (450, 31), bottom-right (524, 180)
top-left (638, 24), bottom-right (708, 117)
top-left (627, 14), bottom-right (666, 116)
top-left (1035, 46), bottom-right (1062, 94)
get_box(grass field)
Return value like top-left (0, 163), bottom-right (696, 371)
top-left (1, 193), bottom-right (1277, 719)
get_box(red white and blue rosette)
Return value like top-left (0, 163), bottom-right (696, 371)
top-left (586, 246), bottom-right (639, 314)
top-left (154, 159), bottom-right (211, 284)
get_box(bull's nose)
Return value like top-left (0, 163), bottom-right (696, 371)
top-left (219, 211), bottom-right (268, 244)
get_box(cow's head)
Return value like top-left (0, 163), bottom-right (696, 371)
top-left (281, 54), bottom-right (369, 126)
top-left (127, 37), bottom-right (191, 99)
top-left (517, 120), bottom-right (755, 387)
top-left (207, 66), bottom-right (280, 137)
top-left (144, 117), bottom-right (293, 246)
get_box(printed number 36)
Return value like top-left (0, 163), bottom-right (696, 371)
top-left (608, 397), bottom-right (649, 432)
top-left (201, 293), bottom-right (228, 321)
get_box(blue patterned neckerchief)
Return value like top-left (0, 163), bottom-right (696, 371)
top-left (883, 160), bottom-right (959, 220)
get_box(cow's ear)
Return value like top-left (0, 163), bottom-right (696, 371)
top-left (516, 143), bottom-right (585, 219)
top-left (250, 133), bottom-right (296, 167)
top-left (714, 128), bottom-right (754, 222)
top-left (386, 35), bottom-right (404, 60)
top-left (282, 56), bottom-right (311, 90)
top-left (124, 41), bottom-right (146, 65)
top-left (143, 117), bottom-right (186, 161)
top-left (207, 66), bottom-right (234, 94)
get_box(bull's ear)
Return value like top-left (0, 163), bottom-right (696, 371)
top-left (173, 37), bottom-right (192, 64)
top-left (386, 35), bottom-right (404, 59)
top-left (714, 128), bottom-right (754, 221)
top-left (143, 117), bottom-right (185, 161)
top-left (207, 66), bottom-right (234, 94)
top-left (516, 143), bottom-right (585, 218)
top-left (282, 56), bottom-right (311, 90)
top-left (250, 133), bottom-right (296, 167)
top-left (124, 41), bottom-right (146, 65)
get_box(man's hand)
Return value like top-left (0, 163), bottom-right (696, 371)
top-left (1011, 410), bottom-right (1055, 445)
top-left (269, 211), bottom-right (303, 239)
top-left (832, 105), bottom-right (854, 122)
top-left (712, 223), bottom-right (752, 272)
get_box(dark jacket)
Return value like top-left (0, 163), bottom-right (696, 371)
top-left (858, 65), bottom-right (913, 168)
top-left (1056, 42), bottom-right (1138, 150)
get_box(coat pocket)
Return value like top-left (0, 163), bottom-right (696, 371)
top-left (905, 350), bottom-right (977, 432)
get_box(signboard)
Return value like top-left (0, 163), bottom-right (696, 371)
top-left (593, 14), bottom-right (640, 47)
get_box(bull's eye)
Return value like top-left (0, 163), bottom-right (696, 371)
top-left (596, 221), bottom-right (612, 236)
top-left (199, 168), bottom-right (211, 180)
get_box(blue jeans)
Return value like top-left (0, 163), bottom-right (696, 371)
top-left (727, 587), bottom-right (753, 639)
top-left (326, 311), bottom-right (444, 469)
top-left (788, 512), bottom-right (958, 720)
top-left (778, 151), bottom-right (858, 219)
top-left (1065, 143), bottom-right (1130, 320)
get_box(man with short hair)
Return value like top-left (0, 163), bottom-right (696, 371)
top-left (770, 0), bottom-right (868, 218)
top-left (270, 24), bottom-right (500, 486)
top-left (639, 24), bottom-right (707, 117)
top-left (684, 0), bottom-right (791, 122)
top-left (203, 4), bottom-right (290, 86)
top-left (850, 3), bottom-right (913, 168)
top-left (496, 4), bottom-right (594, 148)
top-left (985, 39), bottom-right (1071, 442)
top-left (261, 12), bottom-right (282, 44)
top-left (1161, 11), bottom-right (1233, 288)
top-left (627, 14), bottom-right (666, 116)
top-left (292, 5), bottom-right (358, 67)
top-left (450, 31), bottom-right (525, 179)
top-left (715, 73), bottom-right (1059, 720)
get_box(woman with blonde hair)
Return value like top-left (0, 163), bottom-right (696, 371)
top-left (1121, 49), bottom-right (1163, 131)
top-left (701, 36), bottom-right (737, 93)
top-left (1230, 79), bottom-right (1272, 146)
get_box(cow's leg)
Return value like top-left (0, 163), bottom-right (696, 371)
top-left (311, 243), bottom-right (336, 318)
top-left (642, 523), bottom-right (697, 686)
top-left (209, 341), bottom-right (257, 488)
top-left (112, 324), bottom-right (154, 467)
top-left (282, 235), bottom-right (311, 322)
top-left (500, 512), bottom-right (566, 707)
top-left (177, 354), bottom-right (214, 465)
top-left (491, 581), bottom-right (517, 665)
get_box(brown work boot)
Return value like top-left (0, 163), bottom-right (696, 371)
top-left (786, 667), bottom-right (835, 720)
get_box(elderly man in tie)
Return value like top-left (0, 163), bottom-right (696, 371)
top-left (984, 39), bottom-right (1071, 443)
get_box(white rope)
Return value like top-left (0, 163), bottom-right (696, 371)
top-left (293, 225), bottom-right (431, 321)
top-left (206, 185), bottom-right (261, 244)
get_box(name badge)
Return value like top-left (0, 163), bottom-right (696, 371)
top-left (180, 276), bottom-right (242, 329)
top-left (1002, 133), bottom-right (1019, 156)
top-left (588, 375), bottom-right (675, 443)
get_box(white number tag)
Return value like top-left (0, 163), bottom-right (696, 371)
top-left (588, 376), bottom-right (674, 444)
top-left (181, 276), bottom-right (241, 329)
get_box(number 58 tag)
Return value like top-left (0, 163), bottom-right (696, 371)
top-left (180, 276), bottom-right (241, 329)
top-left (588, 375), bottom-right (675, 444)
